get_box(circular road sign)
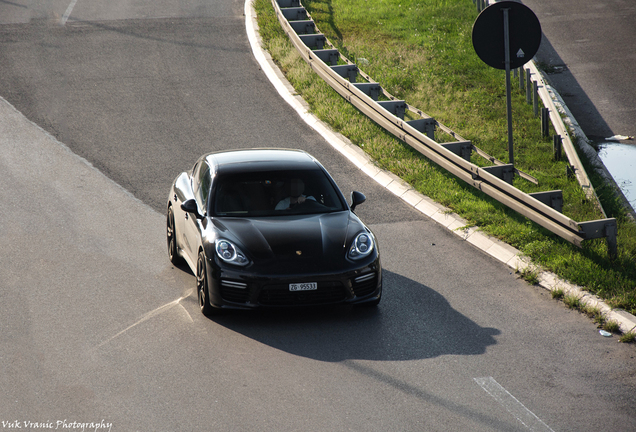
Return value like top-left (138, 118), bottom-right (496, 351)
top-left (472, 1), bottom-right (542, 70)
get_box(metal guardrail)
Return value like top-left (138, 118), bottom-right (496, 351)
top-left (474, 0), bottom-right (600, 211)
top-left (525, 62), bottom-right (597, 199)
top-left (271, 0), bottom-right (618, 258)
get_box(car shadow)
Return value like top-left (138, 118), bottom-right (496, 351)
top-left (211, 270), bottom-right (500, 362)
top-left (172, 258), bottom-right (194, 276)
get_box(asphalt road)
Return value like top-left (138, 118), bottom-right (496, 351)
top-left (522, 0), bottom-right (636, 141)
top-left (1, 0), bottom-right (635, 431)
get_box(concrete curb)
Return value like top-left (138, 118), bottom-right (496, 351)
top-left (245, 0), bottom-right (636, 337)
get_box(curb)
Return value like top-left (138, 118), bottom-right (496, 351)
top-left (244, 0), bottom-right (636, 337)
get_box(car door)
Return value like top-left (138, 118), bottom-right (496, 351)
top-left (182, 160), bottom-right (211, 264)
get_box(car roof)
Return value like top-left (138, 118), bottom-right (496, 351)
top-left (204, 148), bottom-right (322, 174)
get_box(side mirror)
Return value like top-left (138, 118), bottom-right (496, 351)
top-left (350, 191), bottom-right (366, 212)
top-left (181, 199), bottom-right (204, 219)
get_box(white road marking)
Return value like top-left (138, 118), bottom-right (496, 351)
top-left (60, 0), bottom-right (79, 25)
top-left (474, 377), bottom-right (555, 432)
top-left (92, 291), bottom-right (194, 350)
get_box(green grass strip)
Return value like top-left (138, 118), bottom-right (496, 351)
top-left (254, 0), bottom-right (636, 314)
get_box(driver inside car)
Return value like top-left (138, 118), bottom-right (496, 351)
top-left (275, 178), bottom-right (315, 210)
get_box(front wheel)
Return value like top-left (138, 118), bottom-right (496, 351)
top-left (197, 251), bottom-right (215, 316)
top-left (167, 206), bottom-right (183, 265)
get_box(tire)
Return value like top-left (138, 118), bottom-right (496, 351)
top-left (167, 206), bottom-right (183, 265)
top-left (197, 251), bottom-right (215, 317)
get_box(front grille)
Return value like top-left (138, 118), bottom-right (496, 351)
top-left (351, 273), bottom-right (378, 298)
top-left (258, 281), bottom-right (346, 306)
top-left (220, 280), bottom-right (249, 303)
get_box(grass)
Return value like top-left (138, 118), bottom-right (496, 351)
top-left (603, 319), bottom-right (621, 334)
top-left (253, 0), bottom-right (636, 316)
top-left (555, 294), bottom-right (630, 339)
top-left (519, 267), bottom-right (540, 285)
top-left (563, 294), bottom-right (582, 310)
top-left (581, 304), bottom-right (606, 327)
top-left (620, 332), bottom-right (636, 343)
top-left (551, 288), bottom-right (565, 300)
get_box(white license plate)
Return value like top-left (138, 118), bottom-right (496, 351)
top-left (289, 282), bottom-right (318, 291)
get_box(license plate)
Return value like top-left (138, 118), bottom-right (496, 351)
top-left (289, 282), bottom-right (317, 291)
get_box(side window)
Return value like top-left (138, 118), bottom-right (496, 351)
top-left (194, 161), bottom-right (211, 212)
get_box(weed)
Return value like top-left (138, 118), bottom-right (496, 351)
top-left (519, 267), bottom-right (540, 285)
top-left (603, 320), bottom-right (621, 334)
top-left (563, 294), bottom-right (582, 310)
top-left (594, 314), bottom-right (607, 328)
top-left (619, 331), bottom-right (636, 343)
top-left (581, 305), bottom-right (607, 327)
top-left (582, 304), bottom-right (600, 318)
top-left (551, 288), bottom-right (564, 300)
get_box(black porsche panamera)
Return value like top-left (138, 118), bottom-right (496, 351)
top-left (167, 148), bottom-right (382, 315)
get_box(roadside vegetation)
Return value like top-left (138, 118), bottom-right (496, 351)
top-left (254, 0), bottom-right (636, 317)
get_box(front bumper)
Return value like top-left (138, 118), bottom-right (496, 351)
top-left (205, 256), bottom-right (382, 310)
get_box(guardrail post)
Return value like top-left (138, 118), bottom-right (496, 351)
top-left (331, 65), bottom-right (358, 83)
top-left (312, 49), bottom-right (339, 66)
top-left (553, 135), bottom-right (562, 161)
top-left (578, 219), bottom-right (618, 259)
top-left (377, 100), bottom-right (407, 119)
top-left (441, 141), bottom-right (473, 161)
top-left (299, 34), bottom-right (326, 50)
top-left (533, 81), bottom-right (539, 117)
top-left (406, 118), bottom-right (436, 140)
top-left (483, 164), bottom-right (515, 184)
top-left (541, 107), bottom-right (549, 137)
top-left (530, 190), bottom-right (563, 213)
top-left (519, 67), bottom-right (524, 91)
top-left (526, 69), bottom-right (532, 104)
top-left (277, 0), bottom-right (301, 7)
top-left (281, 7), bottom-right (308, 21)
top-left (353, 83), bottom-right (382, 100)
top-left (606, 222), bottom-right (618, 260)
top-left (290, 20), bottom-right (316, 35)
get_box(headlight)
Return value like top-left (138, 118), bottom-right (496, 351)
top-left (348, 232), bottom-right (375, 260)
top-left (215, 239), bottom-right (249, 266)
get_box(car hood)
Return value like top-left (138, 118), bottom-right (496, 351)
top-left (213, 212), bottom-right (362, 271)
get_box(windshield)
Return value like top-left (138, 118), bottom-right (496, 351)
top-left (212, 169), bottom-right (347, 217)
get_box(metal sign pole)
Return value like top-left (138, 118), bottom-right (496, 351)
top-left (503, 8), bottom-right (514, 165)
